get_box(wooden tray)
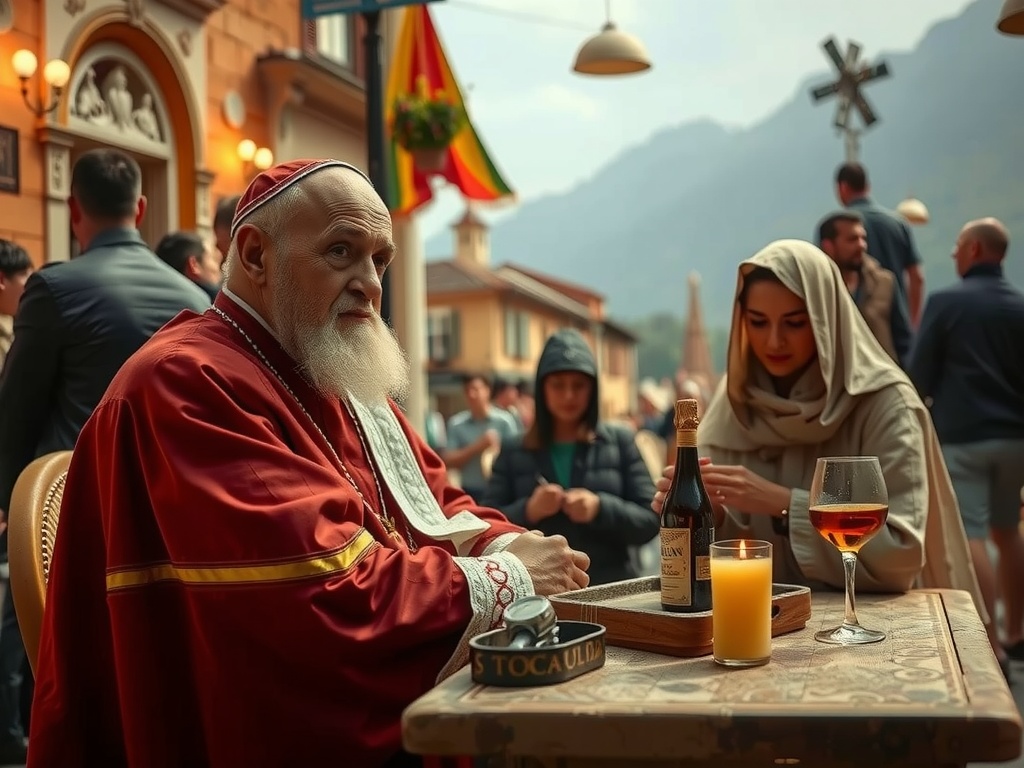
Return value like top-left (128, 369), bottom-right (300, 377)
top-left (549, 576), bottom-right (812, 657)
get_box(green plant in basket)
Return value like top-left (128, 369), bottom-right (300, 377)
top-left (392, 88), bottom-right (466, 152)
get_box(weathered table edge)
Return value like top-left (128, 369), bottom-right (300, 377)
top-left (402, 589), bottom-right (1023, 765)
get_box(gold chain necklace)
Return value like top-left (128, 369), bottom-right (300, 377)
top-left (211, 306), bottom-right (415, 550)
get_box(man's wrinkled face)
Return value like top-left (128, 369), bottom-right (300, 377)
top-left (268, 170), bottom-right (409, 405)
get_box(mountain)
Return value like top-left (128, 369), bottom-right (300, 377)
top-left (425, 0), bottom-right (1024, 327)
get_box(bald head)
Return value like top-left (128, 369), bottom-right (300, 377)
top-left (953, 217), bottom-right (1010, 278)
top-left (962, 218), bottom-right (1009, 260)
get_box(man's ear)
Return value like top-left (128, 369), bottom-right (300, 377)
top-left (135, 195), bottom-right (148, 227)
top-left (235, 224), bottom-right (269, 285)
top-left (184, 255), bottom-right (202, 281)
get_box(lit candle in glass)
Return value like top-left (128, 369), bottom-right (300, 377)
top-left (710, 539), bottom-right (772, 667)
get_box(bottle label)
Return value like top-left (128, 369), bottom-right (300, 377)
top-left (675, 429), bottom-right (697, 448)
top-left (695, 555), bottom-right (711, 581)
top-left (660, 528), bottom-right (692, 606)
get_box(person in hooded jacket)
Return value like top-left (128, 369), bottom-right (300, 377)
top-left (481, 328), bottom-right (659, 585)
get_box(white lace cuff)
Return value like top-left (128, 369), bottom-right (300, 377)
top-left (438, 551), bottom-right (535, 682)
top-left (480, 532), bottom-right (519, 556)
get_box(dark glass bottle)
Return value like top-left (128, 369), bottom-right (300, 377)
top-left (660, 398), bottom-right (715, 613)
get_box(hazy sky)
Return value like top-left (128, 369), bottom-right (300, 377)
top-left (418, 0), bottom-right (976, 250)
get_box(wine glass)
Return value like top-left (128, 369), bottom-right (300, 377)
top-left (809, 456), bottom-right (889, 645)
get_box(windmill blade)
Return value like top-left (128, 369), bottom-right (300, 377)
top-left (857, 61), bottom-right (890, 83)
top-left (854, 92), bottom-right (879, 127)
top-left (822, 37), bottom-right (844, 70)
top-left (834, 97), bottom-right (852, 130)
top-left (844, 41), bottom-right (862, 70)
top-left (811, 80), bottom-right (840, 102)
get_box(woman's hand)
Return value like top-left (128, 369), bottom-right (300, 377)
top-left (700, 462), bottom-right (790, 517)
top-left (652, 464), bottom-right (675, 515)
top-left (562, 488), bottom-right (600, 524)
top-left (525, 483), bottom-right (565, 524)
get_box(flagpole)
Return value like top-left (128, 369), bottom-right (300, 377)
top-left (363, 9), bottom-right (392, 325)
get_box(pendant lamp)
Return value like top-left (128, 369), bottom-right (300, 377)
top-left (997, 0), bottom-right (1024, 35)
top-left (896, 197), bottom-right (930, 225)
top-left (572, 0), bottom-right (651, 76)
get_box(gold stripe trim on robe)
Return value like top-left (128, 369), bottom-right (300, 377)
top-left (105, 528), bottom-right (378, 592)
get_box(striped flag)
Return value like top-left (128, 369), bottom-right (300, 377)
top-left (385, 4), bottom-right (515, 215)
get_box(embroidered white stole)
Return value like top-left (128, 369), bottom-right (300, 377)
top-left (346, 396), bottom-right (491, 554)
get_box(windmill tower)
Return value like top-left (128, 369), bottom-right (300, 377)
top-left (678, 272), bottom-right (716, 387)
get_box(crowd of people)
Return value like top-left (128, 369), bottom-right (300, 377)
top-left (0, 151), bottom-right (1017, 767)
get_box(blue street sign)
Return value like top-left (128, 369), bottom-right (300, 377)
top-left (302, 0), bottom-right (443, 21)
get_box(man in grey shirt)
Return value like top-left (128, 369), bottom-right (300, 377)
top-left (444, 374), bottom-right (518, 500)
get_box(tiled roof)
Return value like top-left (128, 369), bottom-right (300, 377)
top-left (425, 259), bottom-right (504, 293)
top-left (426, 259), bottom-right (589, 321)
top-left (426, 259), bottom-right (635, 340)
top-left (499, 262), bottom-right (605, 302)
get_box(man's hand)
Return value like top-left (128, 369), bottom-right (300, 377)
top-left (562, 488), bottom-right (599, 524)
top-left (525, 483), bottom-right (564, 524)
top-left (504, 531), bottom-right (590, 595)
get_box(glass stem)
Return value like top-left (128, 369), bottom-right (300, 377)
top-left (841, 551), bottom-right (861, 627)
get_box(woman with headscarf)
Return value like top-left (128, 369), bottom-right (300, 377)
top-left (652, 241), bottom-right (994, 660)
top-left (483, 328), bottom-right (659, 585)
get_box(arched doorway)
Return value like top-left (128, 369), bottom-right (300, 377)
top-left (37, 14), bottom-right (209, 264)
top-left (63, 42), bottom-right (176, 255)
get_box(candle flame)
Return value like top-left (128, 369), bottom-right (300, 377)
top-left (739, 540), bottom-right (747, 559)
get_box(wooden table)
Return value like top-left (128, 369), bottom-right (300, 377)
top-left (403, 590), bottom-right (1022, 767)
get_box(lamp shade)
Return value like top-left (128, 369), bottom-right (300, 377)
top-left (11, 49), bottom-right (38, 79)
top-left (997, 0), bottom-right (1024, 35)
top-left (43, 59), bottom-right (71, 89)
top-left (896, 198), bottom-right (930, 225)
top-left (237, 139), bottom-right (257, 162)
top-left (573, 22), bottom-right (651, 76)
top-left (253, 147), bottom-right (274, 171)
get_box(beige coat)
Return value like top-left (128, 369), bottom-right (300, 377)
top-left (856, 254), bottom-right (898, 364)
top-left (699, 241), bottom-right (982, 609)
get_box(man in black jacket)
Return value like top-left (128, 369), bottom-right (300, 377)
top-left (908, 217), bottom-right (1024, 677)
top-left (0, 148), bottom-right (210, 762)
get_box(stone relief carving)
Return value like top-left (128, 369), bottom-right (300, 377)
top-left (177, 29), bottom-right (193, 57)
top-left (125, 0), bottom-right (144, 27)
top-left (47, 145), bottom-right (71, 198)
top-left (63, 0), bottom-right (86, 17)
top-left (71, 60), bottom-right (166, 145)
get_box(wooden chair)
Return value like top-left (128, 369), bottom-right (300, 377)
top-left (633, 429), bottom-right (667, 482)
top-left (8, 450), bottom-right (72, 674)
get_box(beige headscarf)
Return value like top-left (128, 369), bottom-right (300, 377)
top-left (701, 240), bottom-right (982, 603)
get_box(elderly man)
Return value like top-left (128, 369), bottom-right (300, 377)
top-left (28, 159), bottom-right (590, 768)
top-left (909, 217), bottom-right (1024, 676)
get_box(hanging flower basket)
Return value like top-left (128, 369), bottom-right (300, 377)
top-left (411, 146), bottom-right (448, 173)
top-left (392, 90), bottom-right (465, 174)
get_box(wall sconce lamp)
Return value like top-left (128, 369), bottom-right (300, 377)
top-left (237, 139), bottom-right (273, 175)
top-left (12, 49), bottom-right (71, 117)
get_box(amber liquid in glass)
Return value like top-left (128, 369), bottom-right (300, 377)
top-left (809, 503), bottom-right (888, 552)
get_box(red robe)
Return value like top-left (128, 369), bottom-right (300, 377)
top-left (28, 293), bottom-right (526, 767)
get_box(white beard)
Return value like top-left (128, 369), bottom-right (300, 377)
top-left (272, 280), bottom-right (411, 406)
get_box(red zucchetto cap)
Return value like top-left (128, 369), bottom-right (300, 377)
top-left (229, 158), bottom-right (372, 239)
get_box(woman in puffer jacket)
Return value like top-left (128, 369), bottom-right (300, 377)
top-left (481, 328), bottom-right (659, 585)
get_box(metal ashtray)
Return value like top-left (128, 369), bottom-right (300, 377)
top-left (469, 617), bottom-right (607, 687)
